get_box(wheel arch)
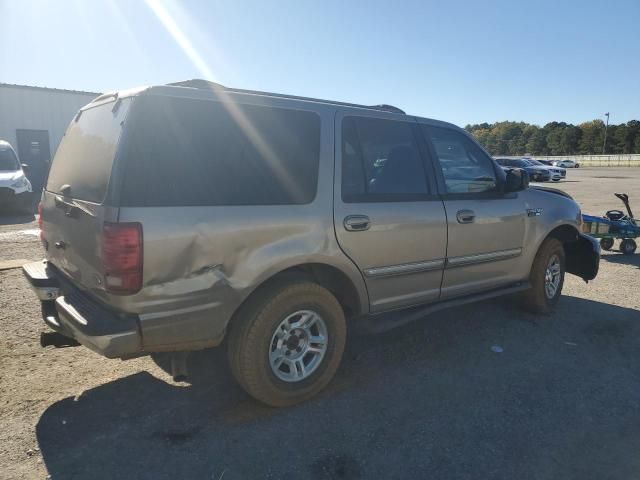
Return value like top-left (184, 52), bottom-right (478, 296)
top-left (228, 262), bottom-right (368, 332)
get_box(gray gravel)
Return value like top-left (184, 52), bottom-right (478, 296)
top-left (1, 168), bottom-right (639, 480)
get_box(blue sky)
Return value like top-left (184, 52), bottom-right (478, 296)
top-left (1, 0), bottom-right (638, 127)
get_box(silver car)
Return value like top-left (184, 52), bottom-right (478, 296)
top-left (23, 80), bottom-right (600, 406)
top-left (528, 159), bottom-right (567, 181)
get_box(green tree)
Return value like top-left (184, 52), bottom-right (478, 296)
top-left (467, 118), bottom-right (638, 155)
top-left (525, 127), bottom-right (547, 155)
top-left (578, 120), bottom-right (605, 154)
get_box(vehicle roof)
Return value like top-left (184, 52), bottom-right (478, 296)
top-left (84, 79), bottom-right (461, 131)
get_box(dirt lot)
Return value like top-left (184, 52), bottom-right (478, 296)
top-left (1, 168), bottom-right (639, 480)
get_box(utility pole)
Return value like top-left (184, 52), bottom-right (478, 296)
top-left (602, 112), bottom-right (610, 154)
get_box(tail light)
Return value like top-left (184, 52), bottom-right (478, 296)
top-left (102, 222), bottom-right (143, 295)
top-left (37, 202), bottom-right (44, 241)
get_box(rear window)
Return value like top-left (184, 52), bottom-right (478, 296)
top-left (0, 147), bottom-right (19, 171)
top-left (46, 99), bottom-right (130, 203)
top-left (118, 96), bottom-right (321, 207)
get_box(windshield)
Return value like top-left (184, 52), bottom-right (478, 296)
top-left (0, 148), bottom-right (19, 171)
top-left (528, 160), bottom-right (544, 166)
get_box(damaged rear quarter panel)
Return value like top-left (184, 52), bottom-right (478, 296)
top-left (114, 205), bottom-right (366, 351)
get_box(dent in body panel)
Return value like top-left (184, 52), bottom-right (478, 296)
top-left (116, 206), bottom-right (364, 350)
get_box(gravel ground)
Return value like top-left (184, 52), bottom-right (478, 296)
top-left (1, 168), bottom-right (639, 480)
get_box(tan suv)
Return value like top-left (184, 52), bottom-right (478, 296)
top-left (23, 80), bottom-right (599, 406)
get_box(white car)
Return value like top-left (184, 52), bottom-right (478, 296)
top-left (552, 159), bottom-right (580, 168)
top-left (528, 160), bottom-right (567, 182)
top-left (0, 140), bottom-right (33, 213)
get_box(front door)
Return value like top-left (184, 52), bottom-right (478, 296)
top-left (334, 113), bottom-right (447, 312)
top-left (420, 124), bottom-right (527, 299)
top-left (16, 129), bottom-right (51, 194)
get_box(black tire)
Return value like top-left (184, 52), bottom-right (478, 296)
top-left (522, 238), bottom-right (565, 314)
top-left (600, 237), bottom-right (614, 251)
top-left (575, 164), bottom-right (580, 168)
top-left (227, 281), bottom-right (346, 407)
top-left (620, 239), bottom-right (637, 255)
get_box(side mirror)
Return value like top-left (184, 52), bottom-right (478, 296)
top-left (21, 163), bottom-right (30, 171)
top-left (504, 168), bottom-right (529, 193)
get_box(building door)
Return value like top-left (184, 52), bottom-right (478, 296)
top-left (16, 129), bottom-right (51, 194)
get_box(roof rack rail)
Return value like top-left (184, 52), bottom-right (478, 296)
top-left (165, 79), bottom-right (406, 115)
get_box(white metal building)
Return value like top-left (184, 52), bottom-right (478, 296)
top-left (0, 83), bottom-right (99, 191)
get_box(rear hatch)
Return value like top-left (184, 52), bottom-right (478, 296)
top-left (41, 96), bottom-right (132, 297)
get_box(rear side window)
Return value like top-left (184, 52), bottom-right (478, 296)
top-left (118, 97), bottom-right (321, 207)
top-left (341, 116), bottom-right (429, 202)
top-left (46, 99), bottom-right (130, 203)
top-left (423, 126), bottom-right (497, 194)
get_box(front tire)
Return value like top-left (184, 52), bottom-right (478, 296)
top-left (228, 281), bottom-right (346, 407)
top-left (522, 238), bottom-right (565, 314)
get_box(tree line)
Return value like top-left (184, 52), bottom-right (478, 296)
top-left (465, 120), bottom-right (640, 156)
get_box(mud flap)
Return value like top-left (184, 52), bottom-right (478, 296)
top-left (565, 233), bottom-right (600, 282)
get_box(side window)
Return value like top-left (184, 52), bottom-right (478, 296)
top-left (424, 126), bottom-right (498, 194)
top-left (341, 116), bottom-right (429, 202)
top-left (119, 97), bottom-right (321, 206)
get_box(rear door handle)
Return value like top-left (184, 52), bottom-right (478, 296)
top-left (456, 209), bottom-right (475, 224)
top-left (344, 215), bottom-right (371, 231)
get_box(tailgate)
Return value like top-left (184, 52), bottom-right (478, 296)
top-left (41, 97), bottom-right (131, 295)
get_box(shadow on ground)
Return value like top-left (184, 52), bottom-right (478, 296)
top-left (0, 212), bottom-right (35, 225)
top-left (601, 252), bottom-right (640, 269)
top-left (37, 297), bottom-right (640, 480)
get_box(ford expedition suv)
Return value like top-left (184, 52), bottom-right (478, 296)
top-left (23, 80), bottom-right (599, 406)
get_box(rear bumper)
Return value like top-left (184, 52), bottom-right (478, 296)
top-left (22, 260), bottom-right (142, 358)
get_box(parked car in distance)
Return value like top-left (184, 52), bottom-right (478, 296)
top-left (494, 158), bottom-right (551, 182)
top-left (528, 159), bottom-right (566, 182)
top-left (552, 159), bottom-right (580, 168)
top-left (23, 80), bottom-right (600, 407)
top-left (0, 140), bottom-right (33, 214)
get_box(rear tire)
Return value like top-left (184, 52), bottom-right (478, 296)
top-left (522, 238), bottom-right (565, 314)
top-left (227, 281), bottom-right (346, 407)
top-left (620, 239), bottom-right (637, 255)
top-left (600, 237), bottom-right (614, 251)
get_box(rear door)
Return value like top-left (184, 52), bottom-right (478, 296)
top-left (333, 112), bottom-right (447, 312)
top-left (420, 123), bottom-right (527, 299)
top-left (42, 97), bottom-right (131, 295)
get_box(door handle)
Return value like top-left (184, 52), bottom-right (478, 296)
top-left (344, 215), bottom-right (371, 231)
top-left (456, 209), bottom-right (475, 224)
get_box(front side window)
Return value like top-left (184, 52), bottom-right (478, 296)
top-left (424, 126), bottom-right (497, 194)
top-left (341, 116), bottom-right (429, 202)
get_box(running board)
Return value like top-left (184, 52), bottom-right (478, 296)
top-left (353, 282), bottom-right (530, 335)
